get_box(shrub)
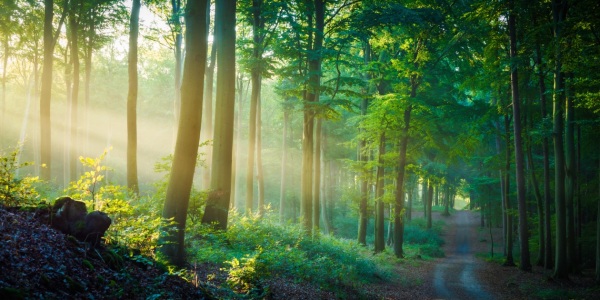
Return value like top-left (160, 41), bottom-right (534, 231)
top-left (0, 146), bottom-right (40, 207)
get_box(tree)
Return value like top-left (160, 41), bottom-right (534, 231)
top-left (201, 0), bottom-right (236, 229)
top-left (39, 0), bottom-right (66, 182)
top-left (161, 0), bottom-right (208, 266)
top-left (127, 0), bottom-right (140, 195)
top-left (552, 0), bottom-right (568, 279)
top-left (508, 0), bottom-right (531, 272)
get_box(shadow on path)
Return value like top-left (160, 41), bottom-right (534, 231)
top-left (433, 210), bottom-right (494, 300)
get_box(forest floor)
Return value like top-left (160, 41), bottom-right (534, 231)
top-left (392, 210), bottom-right (599, 300)
top-left (2, 205), bottom-right (599, 299)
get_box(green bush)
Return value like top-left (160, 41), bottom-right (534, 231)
top-left (0, 146), bottom-right (40, 207)
top-left (189, 213), bottom-right (393, 292)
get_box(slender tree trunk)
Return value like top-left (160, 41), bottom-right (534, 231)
top-left (503, 111), bottom-right (515, 266)
top-left (201, 0), bottom-right (236, 229)
top-left (426, 180), bottom-right (433, 230)
top-left (171, 0), bottom-right (183, 149)
top-left (279, 103), bottom-right (289, 223)
top-left (301, 0), bottom-right (324, 233)
top-left (40, 0), bottom-right (54, 182)
top-left (407, 174), bottom-right (414, 222)
top-left (565, 73), bottom-right (577, 273)
top-left (246, 0), bottom-right (264, 214)
top-left (313, 118), bottom-right (322, 231)
top-left (374, 133), bottom-right (386, 253)
top-left (534, 16), bottom-right (554, 273)
top-left (83, 13), bottom-right (94, 157)
top-left (257, 95), bottom-right (265, 216)
top-left (63, 43), bottom-right (71, 186)
top-left (68, 1), bottom-right (81, 182)
top-left (508, 0), bottom-right (531, 271)
top-left (322, 158), bottom-right (333, 234)
top-left (1, 34), bottom-right (8, 137)
top-left (552, 0), bottom-right (568, 279)
top-left (422, 178), bottom-right (428, 218)
top-left (202, 31), bottom-right (217, 190)
top-left (161, 0), bottom-right (209, 266)
top-left (127, 0), bottom-right (140, 194)
top-left (358, 40), bottom-right (370, 245)
top-left (393, 105), bottom-right (411, 257)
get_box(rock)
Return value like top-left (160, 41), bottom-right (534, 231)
top-left (80, 211), bottom-right (111, 247)
top-left (50, 196), bottom-right (111, 247)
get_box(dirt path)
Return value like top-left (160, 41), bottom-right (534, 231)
top-left (433, 210), bottom-right (494, 300)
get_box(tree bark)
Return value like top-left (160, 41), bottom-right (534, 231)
top-left (357, 39), bottom-right (370, 245)
top-left (257, 94), bottom-right (265, 216)
top-left (201, 0), bottom-right (236, 229)
top-left (279, 101), bottom-right (289, 223)
top-left (68, 0), bottom-right (81, 182)
top-left (426, 180), bottom-right (433, 230)
top-left (552, 0), bottom-right (568, 280)
top-left (161, 0), bottom-right (208, 266)
top-left (508, 0), bottom-right (531, 271)
top-left (201, 19), bottom-right (217, 190)
top-left (301, 0), bottom-right (324, 233)
top-left (313, 118), bottom-right (322, 231)
top-left (374, 133), bottom-right (386, 253)
top-left (393, 105), bottom-right (411, 257)
top-left (127, 0), bottom-right (140, 195)
top-left (40, 0), bottom-right (54, 181)
top-left (565, 73), bottom-right (577, 273)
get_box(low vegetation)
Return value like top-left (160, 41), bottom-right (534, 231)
top-left (0, 147), bottom-right (444, 298)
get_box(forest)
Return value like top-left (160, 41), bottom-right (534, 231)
top-left (1, 0), bottom-right (600, 299)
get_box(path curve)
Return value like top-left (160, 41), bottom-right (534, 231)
top-left (433, 210), bottom-right (494, 300)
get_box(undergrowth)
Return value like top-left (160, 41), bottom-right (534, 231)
top-left (187, 212), bottom-right (396, 294)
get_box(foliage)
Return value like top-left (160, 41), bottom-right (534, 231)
top-left (188, 211), bottom-right (394, 294)
top-left (64, 149), bottom-right (172, 257)
top-left (0, 146), bottom-right (40, 207)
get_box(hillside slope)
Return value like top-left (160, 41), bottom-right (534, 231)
top-left (0, 206), bottom-right (205, 299)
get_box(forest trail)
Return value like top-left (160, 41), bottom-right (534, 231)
top-left (432, 210), bottom-right (495, 300)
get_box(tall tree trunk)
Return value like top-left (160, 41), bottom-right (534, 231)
top-left (503, 111), bottom-right (515, 266)
top-left (374, 133), bottom-right (386, 253)
top-left (357, 39), bottom-right (370, 245)
top-left (1, 34), bottom-right (8, 137)
top-left (40, 0), bottom-right (54, 182)
top-left (426, 180), bottom-right (433, 230)
top-left (83, 11), bottom-right (94, 157)
top-left (422, 178), bottom-right (428, 218)
top-left (257, 95), bottom-right (265, 216)
top-left (202, 26), bottom-right (217, 190)
top-left (552, 0), bottom-right (568, 280)
top-left (69, 0), bottom-right (81, 182)
top-left (127, 0), bottom-right (140, 194)
top-left (407, 174), bottom-right (414, 222)
top-left (246, 0), bottom-right (264, 214)
top-left (172, 0), bottom-right (182, 123)
top-left (161, 0), bottom-right (208, 266)
top-left (393, 104), bottom-right (411, 257)
top-left (508, 0), bottom-right (531, 271)
top-left (201, 0), bottom-right (236, 229)
top-left (279, 101), bottom-right (289, 223)
top-left (313, 118), bottom-right (322, 231)
top-left (565, 73), bottom-right (577, 273)
top-left (301, 0), bottom-right (324, 233)
top-left (534, 16), bottom-right (554, 272)
top-left (322, 157), bottom-right (333, 234)
top-left (63, 43), bottom-right (71, 186)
